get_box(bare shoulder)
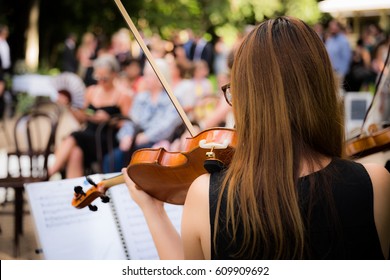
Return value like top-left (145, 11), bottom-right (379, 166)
top-left (84, 85), bottom-right (96, 101)
top-left (363, 163), bottom-right (390, 259)
top-left (117, 89), bottom-right (133, 114)
top-left (363, 163), bottom-right (390, 205)
top-left (186, 173), bottom-right (211, 204)
top-left (181, 173), bottom-right (211, 259)
top-left (118, 88), bottom-right (133, 101)
top-left (363, 163), bottom-right (390, 190)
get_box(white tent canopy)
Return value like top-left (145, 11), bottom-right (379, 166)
top-left (319, 0), bottom-right (390, 17)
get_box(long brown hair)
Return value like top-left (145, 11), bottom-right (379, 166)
top-left (215, 16), bottom-right (344, 259)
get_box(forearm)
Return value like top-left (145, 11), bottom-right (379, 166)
top-left (123, 168), bottom-right (184, 259)
top-left (142, 203), bottom-right (184, 260)
top-left (69, 107), bottom-right (87, 124)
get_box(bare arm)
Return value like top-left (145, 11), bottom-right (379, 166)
top-left (363, 163), bottom-right (390, 259)
top-left (68, 87), bottom-right (94, 124)
top-left (181, 174), bottom-right (211, 259)
top-left (122, 169), bottom-right (211, 260)
top-left (122, 168), bottom-right (184, 259)
top-left (118, 91), bottom-right (133, 116)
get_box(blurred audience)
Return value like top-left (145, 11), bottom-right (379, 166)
top-left (325, 19), bottom-right (352, 85)
top-left (48, 54), bottom-right (132, 178)
top-left (76, 32), bottom-right (98, 86)
top-left (102, 59), bottom-right (182, 173)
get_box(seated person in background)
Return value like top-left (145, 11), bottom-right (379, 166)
top-left (56, 89), bottom-right (73, 106)
top-left (102, 58), bottom-right (182, 173)
top-left (115, 57), bottom-right (145, 98)
top-left (191, 60), bottom-right (215, 123)
top-left (0, 60), bottom-right (5, 119)
top-left (157, 56), bottom-right (234, 152)
top-left (48, 54), bottom-right (132, 178)
top-left (161, 71), bottom-right (233, 152)
top-left (170, 59), bottom-right (196, 115)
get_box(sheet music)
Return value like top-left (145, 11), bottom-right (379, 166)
top-left (26, 173), bottom-right (183, 260)
top-left (25, 175), bottom-right (127, 260)
top-left (108, 183), bottom-right (183, 260)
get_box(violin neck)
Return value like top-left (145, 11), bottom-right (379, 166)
top-left (100, 174), bottom-right (125, 191)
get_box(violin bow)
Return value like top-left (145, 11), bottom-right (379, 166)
top-left (361, 42), bottom-right (390, 133)
top-left (113, 0), bottom-right (197, 137)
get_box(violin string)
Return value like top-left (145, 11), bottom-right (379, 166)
top-left (361, 42), bottom-right (390, 131)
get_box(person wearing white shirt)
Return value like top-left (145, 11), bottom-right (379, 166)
top-left (0, 25), bottom-right (11, 72)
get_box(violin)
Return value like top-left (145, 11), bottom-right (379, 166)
top-left (72, 127), bottom-right (236, 209)
top-left (345, 125), bottom-right (390, 158)
top-left (72, 0), bottom-right (236, 210)
top-left (345, 42), bottom-right (390, 159)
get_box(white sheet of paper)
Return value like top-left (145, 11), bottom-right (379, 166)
top-left (25, 173), bottom-right (183, 260)
top-left (107, 183), bottom-right (183, 260)
top-left (25, 175), bottom-right (127, 260)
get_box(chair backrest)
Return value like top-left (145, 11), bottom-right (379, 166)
top-left (9, 110), bottom-right (58, 180)
top-left (344, 92), bottom-right (373, 138)
top-left (95, 115), bottom-right (136, 173)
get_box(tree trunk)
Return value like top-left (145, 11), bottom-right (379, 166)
top-left (25, 0), bottom-right (40, 71)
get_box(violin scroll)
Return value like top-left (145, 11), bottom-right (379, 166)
top-left (72, 174), bottom-right (124, 211)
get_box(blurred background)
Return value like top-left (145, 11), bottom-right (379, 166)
top-left (0, 0), bottom-right (388, 74)
top-left (1, 0), bottom-right (390, 260)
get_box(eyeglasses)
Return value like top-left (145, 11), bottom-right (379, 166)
top-left (221, 83), bottom-right (232, 106)
top-left (93, 75), bottom-right (111, 83)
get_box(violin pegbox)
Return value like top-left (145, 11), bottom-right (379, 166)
top-left (71, 176), bottom-right (110, 211)
top-left (86, 176), bottom-right (110, 204)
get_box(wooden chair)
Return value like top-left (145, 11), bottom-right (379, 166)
top-left (94, 115), bottom-right (188, 174)
top-left (94, 115), bottom-right (137, 173)
top-left (0, 110), bottom-right (58, 257)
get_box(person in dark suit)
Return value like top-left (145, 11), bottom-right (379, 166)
top-left (0, 56), bottom-right (4, 119)
top-left (61, 33), bottom-right (78, 73)
top-left (189, 35), bottom-right (215, 74)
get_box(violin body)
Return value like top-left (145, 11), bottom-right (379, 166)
top-left (345, 135), bottom-right (376, 157)
top-left (72, 128), bottom-right (236, 209)
top-left (128, 127), bottom-right (236, 204)
top-left (345, 126), bottom-right (390, 158)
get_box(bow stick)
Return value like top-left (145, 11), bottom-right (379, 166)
top-left (113, 0), bottom-right (197, 137)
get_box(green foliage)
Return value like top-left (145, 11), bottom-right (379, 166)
top-left (15, 93), bottom-right (36, 114)
top-left (284, 0), bottom-right (322, 25)
top-left (5, 0), bottom-right (324, 71)
top-left (228, 0), bottom-right (321, 25)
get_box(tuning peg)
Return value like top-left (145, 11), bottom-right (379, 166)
top-left (86, 176), bottom-right (97, 186)
top-left (74, 186), bottom-right (85, 195)
top-left (88, 204), bottom-right (98, 211)
top-left (101, 196), bottom-right (110, 203)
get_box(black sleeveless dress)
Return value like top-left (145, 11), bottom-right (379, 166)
top-left (71, 104), bottom-right (121, 169)
top-left (209, 158), bottom-right (385, 259)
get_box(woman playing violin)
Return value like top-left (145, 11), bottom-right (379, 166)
top-left (123, 16), bottom-right (390, 260)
